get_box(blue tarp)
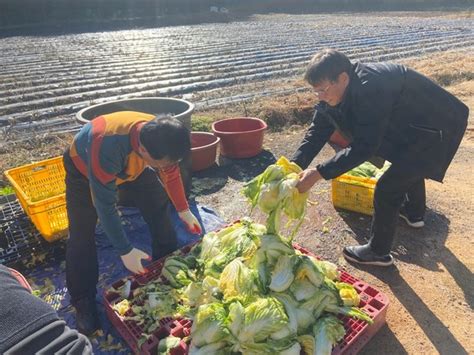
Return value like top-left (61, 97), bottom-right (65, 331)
top-left (24, 202), bottom-right (225, 354)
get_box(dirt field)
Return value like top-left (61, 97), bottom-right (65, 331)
top-left (1, 25), bottom-right (473, 355)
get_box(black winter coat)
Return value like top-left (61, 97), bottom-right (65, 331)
top-left (292, 62), bottom-right (469, 182)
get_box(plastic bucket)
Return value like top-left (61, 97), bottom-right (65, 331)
top-left (211, 117), bottom-right (267, 158)
top-left (191, 132), bottom-right (220, 172)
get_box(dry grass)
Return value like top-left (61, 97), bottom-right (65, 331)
top-left (438, 10), bottom-right (473, 19)
top-left (404, 51), bottom-right (474, 125)
top-left (404, 51), bottom-right (474, 86)
top-left (248, 91), bottom-right (315, 130)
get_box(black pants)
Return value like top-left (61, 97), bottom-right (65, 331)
top-left (63, 151), bottom-right (190, 304)
top-left (369, 164), bottom-right (426, 255)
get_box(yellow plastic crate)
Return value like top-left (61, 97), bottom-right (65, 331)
top-left (4, 156), bottom-right (68, 241)
top-left (331, 174), bottom-right (377, 216)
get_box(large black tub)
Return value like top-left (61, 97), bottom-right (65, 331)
top-left (76, 97), bottom-right (194, 130)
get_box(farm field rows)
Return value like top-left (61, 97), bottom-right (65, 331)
top-left (0, 12), bottom-right (473, 143)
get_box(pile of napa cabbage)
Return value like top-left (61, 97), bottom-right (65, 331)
top-left (112, 219), bottom-right (372, 355)
top-left (111, 156), bottom-right (375, 354)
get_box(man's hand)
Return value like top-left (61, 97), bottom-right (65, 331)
top-left (120, 248), bottom-right (151, 274)
top-left (178, 209), bottom-right (202, 235)
top-left (297, 168), bottom-right (323, 193)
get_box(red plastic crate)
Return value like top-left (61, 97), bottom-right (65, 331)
top-left (294, 244), bottom-right (389, 354)
top-left (104, 242), bottom-right (388, 354)
top-left (104, 244), bottom-right (196, 355)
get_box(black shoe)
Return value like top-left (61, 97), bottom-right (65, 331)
top-left (399, 207), bottom-right (424, 228)
top-left (73, 298), bottom-right (99, 335)
top-left (343, 244), bottom-right (394, 266)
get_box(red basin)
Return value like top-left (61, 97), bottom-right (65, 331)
top-left (211, 117), bottom-right (267, 158)
top-left (329, 130), bottom-right (350, 148)
top-left (191, 132), bottom-right (220, 172)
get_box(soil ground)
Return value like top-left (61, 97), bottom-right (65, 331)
top-left (1, 49), bottom-right (473, 353)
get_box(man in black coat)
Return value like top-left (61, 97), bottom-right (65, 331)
top-left (292, 49), bottom-right (468, 266)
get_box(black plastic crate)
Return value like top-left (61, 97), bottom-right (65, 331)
top-left (0, 194), bottom-right (63, 268)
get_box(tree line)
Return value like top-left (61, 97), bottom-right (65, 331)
top-left (0, 0), bottom-right (469, 30)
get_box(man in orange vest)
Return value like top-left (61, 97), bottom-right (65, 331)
top-left (64, 112), bottom-right (201, 335)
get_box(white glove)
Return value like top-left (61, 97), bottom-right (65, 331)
top-left (120, 248), bottom-right (150, 274)
top-left (178, 209), bottom-right (202, 235)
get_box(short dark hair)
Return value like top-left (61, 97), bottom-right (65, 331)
top-left (304, 49), bottom-right (352, 86)
top-left (139, 115), bottom-right (190, 161)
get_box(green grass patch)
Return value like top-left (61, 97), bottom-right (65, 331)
top-left (191, 115), bottom-right (215, 132)
top-left (0, 185), bottom-right (14, 196)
